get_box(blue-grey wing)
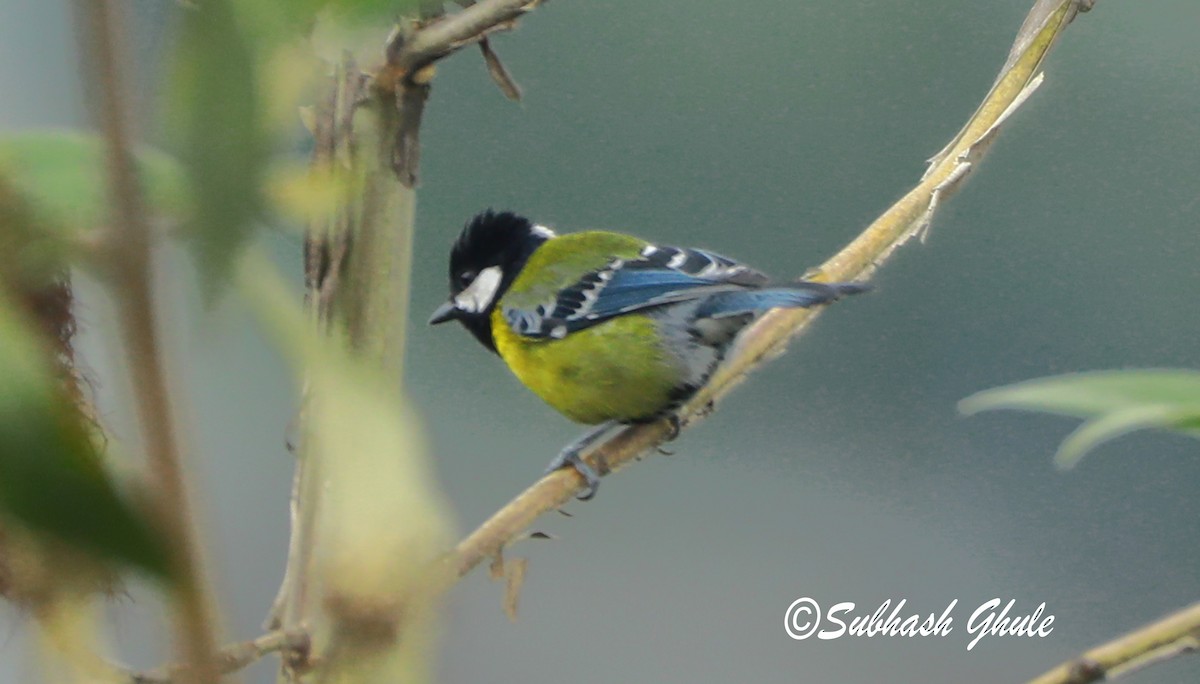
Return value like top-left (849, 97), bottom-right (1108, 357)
top-left (503, 245), bottom-right (767, 338)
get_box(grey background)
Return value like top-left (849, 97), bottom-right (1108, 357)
top-left (2, 0), bottom-right (1199, 682)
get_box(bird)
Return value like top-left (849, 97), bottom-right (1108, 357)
top-left (429, 210), bottom-right (869, 499)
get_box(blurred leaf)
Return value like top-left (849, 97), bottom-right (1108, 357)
top-left (235, 0), bottom-right (426, 40)
top-left (266, 162), bottom-right (353, 227)
top-left (0, 131), bottom-right (190, 256)
top-left (319, 0), bottom-right (428, 23)
top-left (169, 0), bottom-right (265, 297)
top-left (226, 0), bottom-right (427, 107)
top-left (960, 370), bottom-right (1200, 418)
top-left (1054, 405), bottom-right (1200, 471)
top-left (0, 297), bottom-right (169, 577)
top-left (960, 370), bottom-right (1200, 469)
top-left (259, 43), bottom-right (326, 140)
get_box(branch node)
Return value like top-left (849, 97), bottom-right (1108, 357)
top-left (1064, 658), bottom-right (1104, 684)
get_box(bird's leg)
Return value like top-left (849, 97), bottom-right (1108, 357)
top-left (664, 413), bottom-right (683, 440)
top-left (544, 421), bottom-right (618, 500)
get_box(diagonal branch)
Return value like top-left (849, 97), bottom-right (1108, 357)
top-left (1024, 601), bottom-right (1200, 684)
top-left (449, 0), bottom-right (1094, 580)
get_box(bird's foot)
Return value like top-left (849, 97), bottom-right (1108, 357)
top-left (544, 421), bottom-right (618, 500)
top-left (544, 447), bottom-right (601, 500)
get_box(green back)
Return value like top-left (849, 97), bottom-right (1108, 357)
top-left (501, 231), bottom-right (649, 309)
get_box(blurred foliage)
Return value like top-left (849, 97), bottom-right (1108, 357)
top-left (0, 0), bottom-right (449, 606)
top-left (167, 0), bottom-right (265, 297)
top-left (0, 131), bottom-right (190, 275)
top-left (2, 0), bottom-right (452, 667)
top-left (235, 0), bottom-right (429, 44)
top-left (0, 132), bottom-right (185, 581)
top-left (163, 0), bottom-right (433, 296)
top-left (0, 295), bottom-right (169, 578)
top-left (960, 370), bottom-right (1200, 470)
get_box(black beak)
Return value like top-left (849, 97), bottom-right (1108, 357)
top-left (428, 300), bottom-right (460, 325)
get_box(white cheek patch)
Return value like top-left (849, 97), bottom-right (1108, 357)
top-left (531, 224), bottom-right (557, 239)
top-left (454, 265), bottom-right (504, 313)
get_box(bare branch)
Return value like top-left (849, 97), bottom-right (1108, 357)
top-left (122, 629), bottom-right (310, 684)
top-left (74, 1), bottom-right (221, 681)
top-left (392, 0), bottom-right (543, 74)
top-left (1025, 601), bottom-right (1200, 684)
top-left (449, 0), bottom-right (1096, 580)
top-left (373, 0), bottom-right (540, 182)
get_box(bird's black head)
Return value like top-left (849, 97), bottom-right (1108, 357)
top-left (428, 210), bottom-right (554, 352)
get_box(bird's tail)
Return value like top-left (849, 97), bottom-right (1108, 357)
top-left (696, 281), bottom-right (870, 318)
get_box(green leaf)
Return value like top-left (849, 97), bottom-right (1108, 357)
top-left (1055, 406), bottom-right (1200, 471)
top-left (168, 0), bottom-right (265, 297)
top-left (309, 0), bottom-right (426, 23)
top-left (0, 130), bottom-right (190, 247)
top-left (960, 370), bottom-right (1200, 469)
top-left (0, 297), bottom-right (169, 577)
top-left (233, 0), bottom-right (425, 42)
top-left (959, 370), bottom-right (1200, 421)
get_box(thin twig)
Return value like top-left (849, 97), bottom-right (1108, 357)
top-left (1025, 602), bottom-right (1200, 684)
top-left (392, 0), bottom-right (543, 74)
top-left (449, 0), bottom-right (1094, 580)
top-left (122, 629), bottom-right (310, 684)
top-left (479, 38), bottom-right (523, 101)
top-left (75, 1), bottom-right (221, 682)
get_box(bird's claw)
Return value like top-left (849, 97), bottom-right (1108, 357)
top-left (664, 413), bottom-right (683, 441)
top-left (544, 449), bottom-right (601, 500)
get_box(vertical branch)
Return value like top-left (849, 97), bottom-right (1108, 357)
top-left (266, 3), bottom-right (547, 679)
top-left (268, 60), bottom-right (364, 638)
top-left (337, 77), bottom-right (421, 381)
top-left (74, 2), bottom-right (220, 682)
top-left (271, 55), bottom-right (426, 682)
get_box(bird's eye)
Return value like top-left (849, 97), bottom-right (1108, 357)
top-left (458, 269), bottom-right (477, 284)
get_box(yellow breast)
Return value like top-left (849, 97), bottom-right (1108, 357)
top-left (490, 308), bottom-right (681, 424)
